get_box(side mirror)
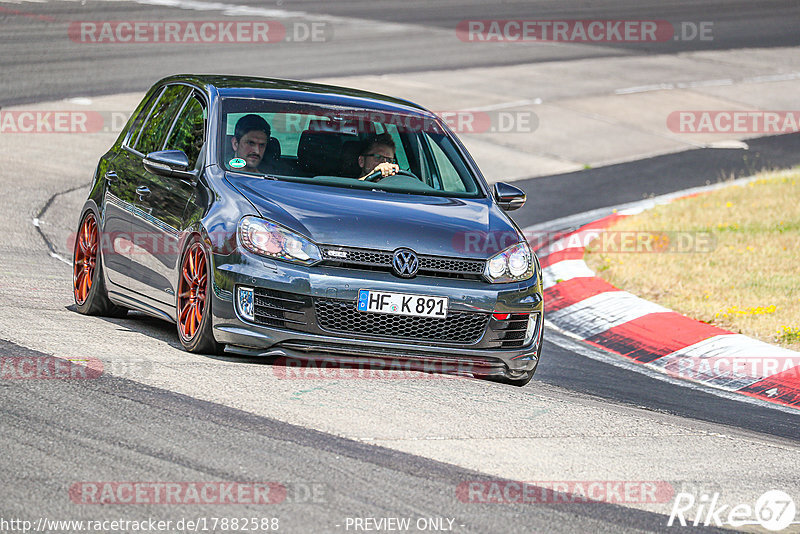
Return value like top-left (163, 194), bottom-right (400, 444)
top-left (143, 150), bottom-right (196, 179)
top-left (493, 182), bottom-right (526, 211)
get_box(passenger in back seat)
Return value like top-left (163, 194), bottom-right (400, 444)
top-left (357, 133), bottom-right (400, 180)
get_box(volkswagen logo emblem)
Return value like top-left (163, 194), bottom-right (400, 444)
top-left (392, 249), bottom-right (419, 278)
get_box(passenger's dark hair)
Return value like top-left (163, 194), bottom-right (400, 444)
top-left (361, 132), bottom-right (395, 154)
top-left (234, 114), bottom-right (271, 140)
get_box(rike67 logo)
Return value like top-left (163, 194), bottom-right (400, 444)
top-left (669, 490), bottom-right (798, 531)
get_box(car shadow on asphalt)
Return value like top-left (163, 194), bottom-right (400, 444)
top-left (65, 304), bottom-right (481, 381)
top-left (65, 304), bottom-right (488, 380)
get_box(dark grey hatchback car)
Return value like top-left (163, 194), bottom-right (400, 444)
top-left (73, 75), bottom-right (544, 385)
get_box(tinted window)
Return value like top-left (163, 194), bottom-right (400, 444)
top-left (134, 85), bottom-right (189, 154)
top-left (124, 88), bottom-right (162, 149)
top-left (166, 95), bottom-right (206, 168)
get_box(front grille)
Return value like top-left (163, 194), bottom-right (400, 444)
top-left (320, 246), bottom-right (485, 280)
top-left (314, 298), bottom-right (489, 344)
top-left (324, 248), bottom-right (393, 266)
top-left (253, 288), bottom-right (311, 328)
top-left (419, 256), bottom-right (485, 275)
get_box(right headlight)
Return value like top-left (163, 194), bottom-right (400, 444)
top-left (237, 216), bottom-right (322, 266)
top-left (484, 242), bottom-right (534, 283)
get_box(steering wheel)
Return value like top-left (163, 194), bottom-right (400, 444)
top-left (363, 169), bottom-right (421, 183)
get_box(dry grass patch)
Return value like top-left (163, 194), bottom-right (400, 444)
top-left (584, 170), bottom-right (800, 351)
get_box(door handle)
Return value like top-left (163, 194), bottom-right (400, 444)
top-left (136, 186), bottom-right (151, 199)
top-left (104, 171), bottom-right (117, 183)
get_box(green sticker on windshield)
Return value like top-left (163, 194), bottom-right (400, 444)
top-left (229, 158), bottom-right (246, 169)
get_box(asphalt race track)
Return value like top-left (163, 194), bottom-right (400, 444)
top-left (1, 1), bottom-right (799, 533)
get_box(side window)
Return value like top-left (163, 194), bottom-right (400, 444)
top-left (166, 95), bottom-right (206, 168)
top-left (134, 85), bottom-right (189, 155)
top-left (124, 88), bottom-right (162, 149)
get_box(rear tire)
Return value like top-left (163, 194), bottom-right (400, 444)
top-left (73, 210), bottom-right (127, 317)
top-left (176, 235), bottom-right (220, 354)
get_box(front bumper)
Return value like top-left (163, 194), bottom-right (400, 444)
top-left (210, 250), bottom-right (544, 377)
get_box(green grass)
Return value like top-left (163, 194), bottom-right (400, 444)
top-left (584, 169), bottom-right (800, 351)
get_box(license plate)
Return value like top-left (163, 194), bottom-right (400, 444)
top-left (357, 289), bottom-right (448, 319)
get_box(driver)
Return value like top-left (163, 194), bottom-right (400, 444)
top-left (231, 114), bottom-right (271, 173)
top-left (357, 133), bottom-right (399, 180)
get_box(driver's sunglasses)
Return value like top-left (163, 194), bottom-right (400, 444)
top-left (363, 153), bottom-right (397, 164)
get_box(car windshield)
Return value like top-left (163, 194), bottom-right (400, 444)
top-left (219, 97), bottom-right (483, 198)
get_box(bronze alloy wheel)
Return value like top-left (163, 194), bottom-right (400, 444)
top-left (73, 212), bottom-right (98, 305)
top-left (177, 241), bottom-right (208, 341)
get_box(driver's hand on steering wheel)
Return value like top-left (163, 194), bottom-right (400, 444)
top-left (359, 162), bottom-right (399, 180)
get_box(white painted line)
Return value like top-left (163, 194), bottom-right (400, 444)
top-left (615, 71), bottom-right (800, 95)
top-left (32, 218), bottom-right (71, 265)
top-left (744, 72), bottom-right (800, 84)
top-left (131, 0), bottom-right (311, 18)
top-left (613, 73), bottom-right (800, 95)
top-left (541, 259), bottom-right (594, 290)
top-left (547, 291), bottom-right (669, 339)
top-left (50, 252), bottom-right (71, 266)
top-left (129, 0), bottom-right (424, 33)
top-left (707, 140), bottom-right (749, 150)
top-left (464, 99), bottom-right (534, 112)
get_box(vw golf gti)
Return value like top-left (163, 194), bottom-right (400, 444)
top-left (73, 75), bottom-right (544, 385)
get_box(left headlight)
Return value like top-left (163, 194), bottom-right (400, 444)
top-left (484, 242), bottom-right (534, 283)
top-left (237, 216), bottom-right (322, 266)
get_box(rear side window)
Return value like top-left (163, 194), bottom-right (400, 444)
top-left (166, 95), bottom-right (206, 168)
top-left (124, 88), bottom-right (161, 149)
top-left (134, 85), bottom-right (189, 154)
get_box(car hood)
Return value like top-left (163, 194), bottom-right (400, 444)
top-left (228, 175), bottom-right (521, 259)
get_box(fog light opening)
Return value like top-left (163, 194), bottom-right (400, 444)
top-left (237, 286), bottom-right (254, 321)
top-left (524, 313), bottom-right (539, 345)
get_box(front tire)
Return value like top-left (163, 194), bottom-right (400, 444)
top-left (485, 331), bottom-right (544, 387)
top-left (73, 210), bottom-right (127, 317)
top-left (486, 368), bottom-right (536, 387)
top-left (176, 236), bottom-right (220, 354)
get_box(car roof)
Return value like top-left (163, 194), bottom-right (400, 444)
top-left (155, 74), bottom-right (435, 117)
